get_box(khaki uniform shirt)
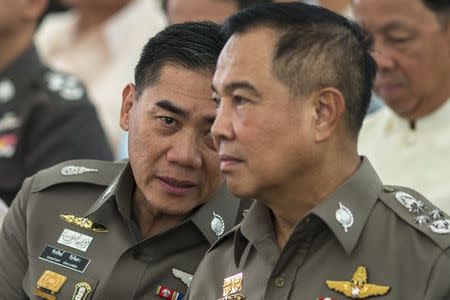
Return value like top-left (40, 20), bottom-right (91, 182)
top-left (188, 159), bottom-right (450, 300)
top-left (0, 159), bottom-right (249, 299)
top-left (0, 45), bottom-right (113, 205)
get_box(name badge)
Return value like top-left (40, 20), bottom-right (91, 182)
top-left (39, 245), bottom-right (90, 273)
top-left (57, 229), bottom-right (93, 252)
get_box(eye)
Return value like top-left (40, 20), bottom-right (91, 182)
top-left (233, 95), bottom-right (247, 105)
top-left (158, 116), bottom-right (178, 127)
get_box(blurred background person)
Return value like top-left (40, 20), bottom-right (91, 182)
top-left (36, 0), bottom-right (167, 157)
top-left (354, 0), bottom-right (450, 212)
top-left (0, 0), bottom-right (113, 207)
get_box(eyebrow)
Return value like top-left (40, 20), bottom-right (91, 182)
top-left (212, 81), bottom-right (262, 98)
top-left (155, 100), bottom-right (188, 118)
top-left (379, 21), bottom-right (413, 34)
top-left (155, 99), bottom-right (215, 125)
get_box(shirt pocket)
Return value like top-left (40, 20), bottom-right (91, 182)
top-left (23, 255), bottom-right (99, 299)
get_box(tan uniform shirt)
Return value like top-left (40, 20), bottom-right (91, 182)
top-left (0, 159), bottom-right (249, 299)
top-left (188, 159), bottom-right (450, 300)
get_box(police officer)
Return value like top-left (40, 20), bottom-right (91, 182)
top-left (0, 0), bottom-right (113, 206)
top-left (0, 21), bottom-right (250, 299)
top-left (187, 3), bottom-right (450, 299)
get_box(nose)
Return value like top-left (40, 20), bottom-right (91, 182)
top-left (372, 39), bottom-right (396, 71)
top-left (166, 132), bottom-right (202, 169)
top-left (211, 100), bottom-right (234, 148)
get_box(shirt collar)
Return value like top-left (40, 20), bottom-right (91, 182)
top-left (0, 45), bottom-right (43, 97)
top-left (86, 162), bottom-right (241, 245)
top-left (311, 157), bottom-right (383, 254)
top-left (234, 157), bottom-right (383, 265)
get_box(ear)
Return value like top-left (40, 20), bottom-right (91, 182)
top-left (312, 88), bottom-right (345, 143)
top-left (120, 83), bottom-right (137, 131)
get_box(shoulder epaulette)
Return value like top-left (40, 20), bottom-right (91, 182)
top-left (42, 70), bottom-right (88, 102)
top-left (31, 159), bottom-right (126, 193)
top-left (379, 185), bottom-right (450, 250)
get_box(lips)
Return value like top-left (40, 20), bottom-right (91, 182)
top-left (158, 176), bottom-right (197, 196)
top-left (219, 154), bottom-right (243, 171)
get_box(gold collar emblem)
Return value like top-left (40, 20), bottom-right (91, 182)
top-left (326, 266), bottom-right (390, 299)
top-left (60, 214), bottom-right (108, 232)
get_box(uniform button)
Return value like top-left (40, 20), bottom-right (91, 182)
top-left (274, 276), bottom-right (285, 287)
top-left (383, 186), bottom-right (395, 193)
top-left (132, 250), bottom-right (141, 260)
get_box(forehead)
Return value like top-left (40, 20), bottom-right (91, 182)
top-left (214, 27), bottom-right (279, 88)
top-left (353, 0), bottom-right (439, 31)
top-left (141, 65), bottom-right (216, 113)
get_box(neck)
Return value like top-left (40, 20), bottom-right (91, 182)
top-left (0, 27), bottom-right (33, 71)
top-left (132, 189), bottom-right (184, 239)
top-left (268, 143), bottom-right (360, 248)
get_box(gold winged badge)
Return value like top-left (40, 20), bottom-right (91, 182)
top-left (326, 266), bottom-right (390, 299)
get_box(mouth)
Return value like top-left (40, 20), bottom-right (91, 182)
top-left (219, 154), bottom-right (243, 171)
top-left (157, 176), bottom-right (197, 196)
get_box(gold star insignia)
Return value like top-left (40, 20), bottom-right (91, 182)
top-left (326, 266), bottom-right (390, 299)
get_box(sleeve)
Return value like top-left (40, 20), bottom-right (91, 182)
top-left (424, 248), bottom-right (450, 300)
top-left (0, 177), bottom-right (33, 298)
top-left (24, 97), bottom-right (114, 177)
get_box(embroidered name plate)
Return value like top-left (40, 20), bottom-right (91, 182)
top-left (39, 245), bottom-right (91, 273)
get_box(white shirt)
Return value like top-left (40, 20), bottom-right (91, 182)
top-left (36, 0), bottom-right (167, 156)
top-left (358, 99), bottom-right (450, 213)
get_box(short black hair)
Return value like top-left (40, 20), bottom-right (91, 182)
top-left (422, 0), bottom-right (450, 26)
top-left (134, 21), bottom-right (226, 97)
top-left (161, 0), bottom-right (272, 13)
top-left (222, 2), bottom-right (377, 136)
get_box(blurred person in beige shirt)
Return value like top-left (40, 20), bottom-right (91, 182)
top-left (36, 0), bottom-right (167, 156)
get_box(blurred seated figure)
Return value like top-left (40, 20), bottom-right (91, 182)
top-left (354, 0), bottom-right (450, 212)
top-left (0, 0), bottom-right (113, 206)
top-left (36, 0), bottom-right (167, 157)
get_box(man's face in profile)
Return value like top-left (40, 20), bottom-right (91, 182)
top-left (211, 27), bottom-right (317, 199)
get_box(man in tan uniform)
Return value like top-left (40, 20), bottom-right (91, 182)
top-left (0, 22), bottom-right (250, 299)
top-left (187, 3), bottom-right (450, 299)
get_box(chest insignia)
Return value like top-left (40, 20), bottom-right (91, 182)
top-left (172, 268), bottom-right (193, 287)
top-left (72, 282), bottom-right (92, 300)
top-left (211, 212), bottom-right (225, 237)
top-left (155, 285), bottom-right (184, 300)
top-left (0, 112), bottom-right (21, 132)
top-left (60, 214), bottom-right (108, 233)
top-left (0, 79), bottom-right (15, 103)
top-left (34, 270), bottom-right (67, 300)
top-left (219, 272), bottom-right (245, 300)
top-left (60, 166), bottom-right (98, 176)
top-left (335, 202), bottom-right (354, 233)
top-left (0, 133), bottom-right (18, 158)
top-left (326, 266), bottom-right (390, 299)
top-left (57, 228), bottom-right (93, 252)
